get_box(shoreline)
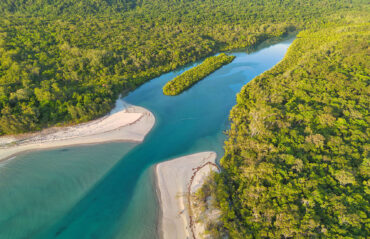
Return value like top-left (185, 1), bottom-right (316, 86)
top-left (154, 164), bottom-right (164, 239)
top-left (0, 105), bottom-right (155, 162)
top-left (155, 151), bottom-right (218, 239)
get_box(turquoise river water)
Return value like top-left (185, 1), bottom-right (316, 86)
top-left (0, 38), bottom-right (293, 239)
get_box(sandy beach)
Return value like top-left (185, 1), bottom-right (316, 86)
top-left (155, 151), bottom-right (219, 239)
top-left (0, 105), bottom-right (155, 162)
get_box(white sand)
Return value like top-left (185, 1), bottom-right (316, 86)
top-left (155, 151), bottom-right (218, 239)
top-left (0, 105), bottom-right (155, 162)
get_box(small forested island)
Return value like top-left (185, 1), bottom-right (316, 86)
top-left (163, 53), bottom-right (235, 96)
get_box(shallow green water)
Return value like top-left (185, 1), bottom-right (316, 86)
top-left (0, 38), bottom-right (293, 239)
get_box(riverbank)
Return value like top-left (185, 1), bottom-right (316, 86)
top-left (0, 105), bottom-right (155, 162)
top-left (155, 151), bottom-right (219, 239)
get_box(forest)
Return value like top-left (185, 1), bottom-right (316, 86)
top-left (163, 53), bottom-right (235, 96)
top-left (1, 0), bottom-right (369, 238)
top-left (0, 0), bottom-right (366, 134)
top-left (199, 14), bottom-right (370, 238)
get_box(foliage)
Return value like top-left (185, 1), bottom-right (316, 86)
top-left (163, 53), bottom-right (235, 96)
top-left (208, 16), bottom-right (370, 238)
top-left (0, 0), bottom-right (365, 134)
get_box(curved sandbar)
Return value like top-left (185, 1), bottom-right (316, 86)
top-left (155, 151), bottom-right (219, 239)
top-left (0, 105), bottom-right (155, 162)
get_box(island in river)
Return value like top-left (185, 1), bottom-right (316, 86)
top-left (163, 53), bottom-right (235, 96)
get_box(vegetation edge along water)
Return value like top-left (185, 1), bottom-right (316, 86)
top-left (163, 53), bottom-right (235, 96)
top-left (0, 0), bottom-right (367, 135)
top-left (196, 13), bottom-right (370, 239)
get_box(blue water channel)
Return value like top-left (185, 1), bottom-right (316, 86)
top-left (0, 38), bottom-right (293, 239)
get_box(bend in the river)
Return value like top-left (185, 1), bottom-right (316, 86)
top-left (0, 37), bottom-right (294, 239)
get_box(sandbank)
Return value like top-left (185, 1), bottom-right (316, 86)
top-left (155, 151), bottom-right (219, 239)
top-left (0, 105), bottom-right (155, 162)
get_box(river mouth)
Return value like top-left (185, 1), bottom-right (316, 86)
top-left (0, 37), bottom-right (294, 239)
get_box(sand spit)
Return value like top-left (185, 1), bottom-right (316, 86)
top-left (0, 105), bottom-right (155, 162)
top-left (155, 151), bottom-right (219, 239)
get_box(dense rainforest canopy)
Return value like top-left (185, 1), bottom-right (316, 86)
top-left (1, 0), bottom-right (369, 238)
top-left (201, 15), bottom-right (370, 238)
top-left (163, 53), bottom-right (235, 96)
top-left (0, 0), bottom-right (366, 134)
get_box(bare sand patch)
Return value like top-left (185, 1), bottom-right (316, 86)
top-left (155, 151), bottom-right (218, 239)
top-left (0, 105), bottom-right (155, 162)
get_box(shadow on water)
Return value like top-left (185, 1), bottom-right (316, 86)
top-left (0, 36), bottom-right (294, 239)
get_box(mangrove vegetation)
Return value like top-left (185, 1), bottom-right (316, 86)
top-left (163, 53), bottom-right (235, 96)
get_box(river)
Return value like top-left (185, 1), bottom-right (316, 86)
top-left (0, 38), bottom-right (293, 239)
